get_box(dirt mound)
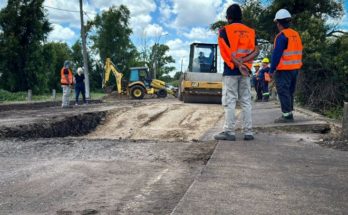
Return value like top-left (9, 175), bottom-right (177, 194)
top-left (87, 103), bottom-right (224, 141)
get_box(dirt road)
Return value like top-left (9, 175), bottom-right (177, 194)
top-left (87, 102), bottom-right (223, 141)
top-left (0, 98), bottom-right (222, 214)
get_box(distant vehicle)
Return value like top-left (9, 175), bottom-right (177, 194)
top-left (178, 43), bottom-right (222, 103)
top-left (103, 58), bottom-right (175, 99)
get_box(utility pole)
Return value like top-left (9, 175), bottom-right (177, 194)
top-left (79, 0), bottom-right (90, 99)
top-left (153, 43), bottom-right (157, 79)
top-left (181, 58), bottom-right (184, 73)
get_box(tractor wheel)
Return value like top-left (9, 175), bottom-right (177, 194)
top-left (157, 88), bottom-right (167, 98)
top-left (130, 85), bottom-right (145, 99)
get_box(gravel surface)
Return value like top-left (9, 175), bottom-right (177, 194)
top-left (0, 138), bottom-right (216, 215)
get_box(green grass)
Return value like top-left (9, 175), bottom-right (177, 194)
top-left (323, 106), bottom-right (344, 120)
top-left (0, 89), bottom-right (105, 103)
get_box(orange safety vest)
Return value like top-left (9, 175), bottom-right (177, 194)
top-left (274, 28), bottom-right (303, 70)
top-left (264, 72), bottom-right (271, 82)
top-left (219, 23), bottom-right (256, 71)
top-left (60, 68), bottom-right (73, 85)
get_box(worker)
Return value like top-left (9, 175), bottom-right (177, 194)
top-left (270, 9), bottom-right (303, 123)
top-left (258, 58), bottom-right (271, 102)
top-left (60, 60), bottom-right (74, 108)
top-left (253, 63), bottom-right (262, 102)
top-left (74, 67), bottom-right (87, 105)
top-left (214, 4), bottom-right (259, 141)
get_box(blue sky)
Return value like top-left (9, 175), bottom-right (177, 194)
top-left (0, 0), bottom-right (347, 73)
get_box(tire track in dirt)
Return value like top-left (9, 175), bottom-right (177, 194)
top-left (87, 103), bottom-right (224, 141)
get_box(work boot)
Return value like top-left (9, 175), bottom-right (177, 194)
top-left (274, 114), bottom-right (294, 123)
top-left (244, 135), bottom-right (254, 141)
top-left (214, 131), bottom-right (236, 141)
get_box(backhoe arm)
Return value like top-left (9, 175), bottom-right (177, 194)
top-left (103, 58), bottom-right (124, 94)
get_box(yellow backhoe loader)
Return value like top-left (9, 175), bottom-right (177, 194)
top-left (178, 43), bottom-right (222, 103)
top-left (103, 58), bottom-right (175, 99)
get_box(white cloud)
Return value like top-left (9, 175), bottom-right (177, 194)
top-left (92, 0), bottom-right (156, 15)
top-left (48, 23), bottom-right (76, 42)
top-left (165, 38), bottom-right (191, 74)
top-left (143, 24), bottom-right (166, 37)
top-left (130, 14), bottom-right (153, 36)
top-left (44, 0), bottom-right (95, 29)
top-left (171, 0), bottom-right (223, 30)
top-left (159, 0), bottom-right (173, 21)
top-left (183, 27), bottom-right (215, 39)
top-left (91, 0), bottom-right (157, 36)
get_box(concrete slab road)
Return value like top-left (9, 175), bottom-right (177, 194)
top-left (172, 133), bottom-right (348, 215)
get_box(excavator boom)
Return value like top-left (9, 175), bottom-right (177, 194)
top-left (103, 58), bottom-right (124, 94)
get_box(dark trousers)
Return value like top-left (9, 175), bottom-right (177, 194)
top-left (262, 80), bottom-right (269, 96)
top-left (255, 80), bottom-right (263, 100)
top-left (75, 84), bottom-right (86, 103)
top-left (274, 70), bottom-right (298, 113)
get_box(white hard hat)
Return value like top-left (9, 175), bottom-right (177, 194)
top-left (274, 9), bottom-right (291, 21)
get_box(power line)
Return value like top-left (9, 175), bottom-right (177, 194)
top-left (84, 11), bottom-right (93, 21)
top-left (43, 5), bottom-right (96, 15)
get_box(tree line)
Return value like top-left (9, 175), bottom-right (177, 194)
top-left (0, 1), bottom-right (176, 93)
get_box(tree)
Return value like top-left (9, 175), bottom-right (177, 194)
top-left (0, 0), bottom-right (51, 92)
top-left (88, 5), bottom-right (139, 78)
top-left (71, 40), bottom-right (83, 66)
top-left (148, 43), bottom-right (175, 78)
top-left (71, 40), bottom-right (102, 90)
top-left (42, 42), bottom-right (72, 91)
top-left (174, 71), bottom-right (183, 80)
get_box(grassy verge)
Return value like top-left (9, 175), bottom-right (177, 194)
top-left (322, 106), bottom-right (343, 120)
top-left (0, 89), bottom-right (105, 103)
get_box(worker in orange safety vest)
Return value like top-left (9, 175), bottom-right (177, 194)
top-left (270, 9), bottom-right (303, 123)
top-left (214, 4), bottom-right (259, 141)
top-left (60, 60), bottom-right (74, 108)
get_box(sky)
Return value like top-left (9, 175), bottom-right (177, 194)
top-left (0, 0), bottom-right (347, 75)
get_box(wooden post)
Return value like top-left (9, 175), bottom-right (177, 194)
top-left (52, 89), bottom-right (56, 101)
top-left (27, 90), bottom-right (32, 102)
top-left (343, 102), bottom-right (348, 139)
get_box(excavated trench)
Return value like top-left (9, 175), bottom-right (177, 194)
top-left (0, 110), bottom-right (107, 138)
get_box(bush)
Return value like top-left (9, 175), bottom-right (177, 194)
top-left (0, 89), bottom-right (27, 102)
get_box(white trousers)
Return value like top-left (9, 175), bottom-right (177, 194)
top-left (222, 76), bottom-right (253, 135)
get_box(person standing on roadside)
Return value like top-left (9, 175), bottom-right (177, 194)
top-left (60, 60), bottom-right (74, 108)
top-left (253, 63), bottom-right (262, 102)
top-left (214, 4), bottom-right (259, 141)
top-left (259, 58), bottom-right (271, 102)
top-left (270, 9), bottom-right (303, 122)
top-left (74, 67), bottom-right (87, 105)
